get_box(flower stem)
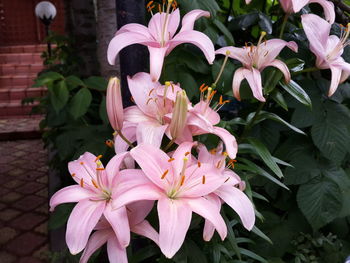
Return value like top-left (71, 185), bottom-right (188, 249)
top-left (116, 130), bottom-right (134, 148)
top-left (164, 138), bottom-right (176, 152)
top-left (279, 13), bottom-right (289, 39)
top-left (213, 52), bottom-right (230, 88)
top-left (238, 102), bottom-right (265, 143)
top-left (292, 67), bottom-right (319, 75)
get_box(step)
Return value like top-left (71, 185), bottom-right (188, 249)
top-left (0, 45), bottom-right (48, 54)
top-left (0, 87), bottom-right (47, 102)
top-left (0, 53), bottom-right (42, 64)
top-left (0, 100), bottom-right (41, 117)
top-left (0, 75), bottom-right (37, 87)
top-left (0, 63), bottom-right (44, 75)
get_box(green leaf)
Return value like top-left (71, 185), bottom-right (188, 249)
top-left (69, 88), bottom-right (92, 119)
top-left (252, 226), bottom-right (273, 244)
top-left (259, 111), bottom-right (306, 135)
top-left (311, 116), bottom-right (350, 163)
top-left (285, 58), bottom-right (305, 72)
top-left (279, 80), bottom-right (312, 108)
top-left (49, 80), bottom-right (69, 113)
top-left (297, 177), bottom-right (342, 230)
top-left (247, 138), bottom-right (284, 179)
top-left (213, 19), bottom-right (234, 45)
top-left (84, 76), bottom-right (108, 91)
top-left (65, 75), bottom-right (85, 90)
top-left (270, 90), bottom-right (288, 111)
top-left (48, 203), bottom-right (74, 230)
top-left (284, 154), bottom-right (320, 185)
top-left (34, 71), bottom-right (64, 87)
top-left (99, 95), bottom-right (109, 124)
top-left (239, 248), bottom-right (268, 263)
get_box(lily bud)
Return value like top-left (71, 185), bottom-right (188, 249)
top-left (170, 90), bottom-right (188, 140)
top-left (106, 77), bottom-right (124, 132)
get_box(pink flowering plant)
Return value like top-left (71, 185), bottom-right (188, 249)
top-left (48, 0), bottom-right (350, 262)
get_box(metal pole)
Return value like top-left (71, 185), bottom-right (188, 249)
top-left (115, 0), bottom-right (148, 107)
top-left (45, 24), bottom-right (52, 58)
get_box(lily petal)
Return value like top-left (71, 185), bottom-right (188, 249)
top-left (301, 14), bottom-right (331, 60)
top-left (232, 67), bottom-right (246, 101)
top-left (68, 152), bottom-right (99, 185)
top-left (170, 30), bottom-right (215, 64)
top-left (171, 141), bottom-right (195, 177)
top-left (202, 194), bottom-right (222, 241)
top-left (131, 220), bottom-right (159, 245)
top-left (49, 185), bottom-right (92, 211)
top-left (265, 59), bottom-right (291, 83)
top-left (329, 65), bottom-right (342, 96)
top-left (113, 169), bottom-right (153, 195)
top-left (114, 123), bottom-right (137, 154)
top-left (216, 46), bottom-right (250, 67)
top-left (80, 229), bottom-right (111, 263)
top-left (186, 197), bottom-right (227, 240)
top-left (306, 0), bottom-right (335, 23)
top-left (136, 122), bottom-right (168, 148)
top-left (158, 197), bottom-right (192, 258)
top-left (149, 46), bottom-right (168, 82)
top-left (130, 144), bottom-right (174, 188)
top-left (66, 200), bottom-right (106, 254)
top-left (180, 9), bottom-right (210, 32)
top-left (127, 200), bottom-right (154, 226)
top-left (105, 152), bottom-right (129, 186)
top-left (243, 68), bottom-right (266, 102)
top-left (212, 127), bottom-right (238, 159)
top-left (107, 32), bottom-right (155, 65)
top-left (148, 9), bottom-right (180, 42)
top-left (215, 185), bottom-right (255, 230)
top-left (104, 203), bottom-right (130, 247)
top-left (107, 236), bottom-right (128, 263)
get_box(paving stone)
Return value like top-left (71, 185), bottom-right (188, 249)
top-left (6, 232), bottom-right (46, 256)
top-left (0, 202), bottom-right (6, 210)
top-left (0, 208), bottom-right (21, 221)
top-left (10, 212), bottom-right (46, 231)
top-left (3, 179), bottom-right (25, 189)
top-left (33, 243), bottom-right (49, 261)
top-left (22, 171), bottom-right (44, 182)
top-left (2, 192), bottom-right (22, 203)
top-left (34, 221), bottom-right (48, 235)
top-left (35, 205), bottom-right (48, 215)
top-left (0, 251), bottom-right (16, 263)
top-left (36, 175), bottom-right (48, 184)
top-left (36, 188), bottom-right (48, 198)
top-left (16, 182), bottom-right (45, 195)
top-left (7, 168), bottom-right (24, 176)
top-left (12, 195), bottom-right (45, 212)
top-left (0, 227), bottom-right (17, 244)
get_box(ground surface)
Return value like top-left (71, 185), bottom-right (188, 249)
top-left (0, 139), bottom-right (49, 263)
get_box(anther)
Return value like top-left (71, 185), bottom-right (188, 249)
top-left (95, 155), bottom-right (103, 162)
top-left (197, 161), bottom-right (201, 168)
top-left (148, 88), bottom-right (155, 96)
top-left (96, 168), bottom-right (105, 171)
top-left (80, 178), bottom-right (84, 187)
top-left (146, 1), bottom-right (154, 8)
top-left (180, 175), bottom-right (185, 186)
top-left (202, 175), bottom-right (206, 184)
top-left (185, 152), bottom-right (190, 156)
top-left (71, 173), bottom-right (76, 177)
top-left (161, 170), bottom-right (169, 179)
top-left (168, 157), bottom-right (175, 162)
top-left (225, 50), bottom-right (231, 55)
top-left (165, 81), bottom-right (171, 86)
top-left (105, 139), bottom-right (114, 148)
top-left (80, 162), bottom-right (84, 165)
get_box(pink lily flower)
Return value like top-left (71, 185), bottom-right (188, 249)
top-left (49, 152), bottom-right (151, 254)
top-left (279, 0), bottom-right (335, 23)
top-left (80, 201), bottom-right (159, 263)
top-left (196, 143), bottom-right (255, 240)
top-left (216, 34), bottom-right (298, 102)
top-left (185, 85), bottom-right (238, 159)
top-left (301, 14), bottom-right (350, 96)
top-left (113, 142), bottom-right (229, 258)
top-left (114, 72), bottom-right (183, 154)
top-left (107, 4), bottom-right (215, 82)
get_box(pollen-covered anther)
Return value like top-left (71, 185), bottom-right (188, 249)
top-left (96, 168), bottom-right (105, 171)
top-left (146, 98), bottom-right (153, 105)
top-left (80, 178), bottom-right (84, 187)
top-left (197, 161), bottom-right (201, 168)
top-left (95, 155), bottom-right (103, 162)
top-left (148, 88), bottom-right (155, 96)
top-left (202, 175), bottom-right (206, 184)
top-left (180, 175), bottom-right (185, 186)
top-left (105, 139), bottom-right (114, 148)
top-left (219, 95), bottom-right (230, 105)
top-left (227, 159), bottom-right (237, 168)
top-left (210, 149), bottom-right (217, 155)
top-left (216, 160), bottom-right (222, 169)
top-left (168, 157), bottom-right (175, 162)
top-left (80, 162), bottom-right (84, 165)
top-left (71, 173), bottom-right (76, 177)
top-left (91, 179), bottom-right (99, 189)
top-left (185, 151), bottom-right (190, 156)
top-left (161, 169), bottom-right (169, 179)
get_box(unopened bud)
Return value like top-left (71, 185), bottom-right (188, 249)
top-left (106, 77), bottom-right (124, 131)
top-left (170, 90), bottom-right (188, 140)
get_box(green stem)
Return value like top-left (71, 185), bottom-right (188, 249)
top-left (238, 102), bottom-right (265, 143)
top-left (164, 138), bottom-right (176, 152)
top-left (279, 13), bottom-right (289, 39)
top-left (212, 53), bottom-right (230, 88)
top-left (292, 67), bottom-right (319, 75)
top-left (117, 130), bottom-right (134, 148)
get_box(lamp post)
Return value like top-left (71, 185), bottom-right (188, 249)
top-left (35, 1), bottom-right (57, 58)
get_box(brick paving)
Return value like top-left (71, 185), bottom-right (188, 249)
top-left (0, 139), bottom-right (49, 263)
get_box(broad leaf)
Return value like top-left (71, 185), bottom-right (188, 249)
top-left (49, 80), bottom-right (69, 113)
top-left (85, 76), bottom-right (108, 91)
top-left (259, 112), bottom-right (306, 135)
top-left (279, 80), bottom-right (312, 108)
top-left (69, 88), bottom-right (92, 119)
top-left (297, 177), bottom-right (342, 230)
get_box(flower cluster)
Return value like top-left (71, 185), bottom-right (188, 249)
top-left (49, 0), bottom-right (349, 262)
